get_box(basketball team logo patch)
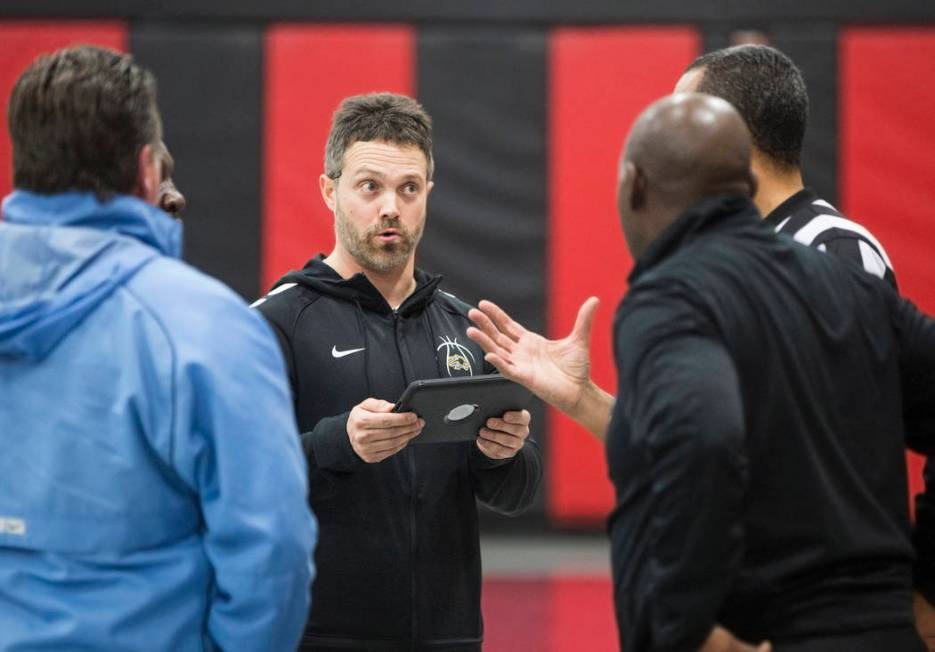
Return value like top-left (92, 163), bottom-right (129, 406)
top-left (437, 336), bottom-right (475, 376)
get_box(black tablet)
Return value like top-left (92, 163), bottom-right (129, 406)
top-left (393, 374), bottom-right (532, 445)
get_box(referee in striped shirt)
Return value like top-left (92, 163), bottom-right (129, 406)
top-left (674, 44), bottom-right (897, 289)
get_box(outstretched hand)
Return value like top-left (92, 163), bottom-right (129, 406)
top-left (466, 297), bottom-right (599, 416)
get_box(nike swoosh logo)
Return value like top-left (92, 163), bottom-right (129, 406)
top-left (332, 346), bottom-right (366, 359)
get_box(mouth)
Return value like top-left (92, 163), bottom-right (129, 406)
top-left (377, 228), bottom-right (402, 243)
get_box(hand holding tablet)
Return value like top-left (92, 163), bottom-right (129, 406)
top-left (393, 374), bottom-right (532, 445)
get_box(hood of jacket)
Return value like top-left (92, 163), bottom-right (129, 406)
top-left (275, 254), bottom-right (443, 316)
top-left (0, 190), bottom-right (182, 361)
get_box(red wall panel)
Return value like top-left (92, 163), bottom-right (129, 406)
top-left (841, 28), bottom-right (935, 504)
top-left (262, 25), bottom-right (414, 291)
top-left (548, 27), bottom-right (700, 523)
top-left (0, 22), bottom-right (126, 207)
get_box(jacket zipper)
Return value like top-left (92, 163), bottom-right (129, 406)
top-left (393, 309), bottom-right (418, 650)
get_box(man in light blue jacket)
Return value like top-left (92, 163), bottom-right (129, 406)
top-left (0, 45), bottom-right (316, 651)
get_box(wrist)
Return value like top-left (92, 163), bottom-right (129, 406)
top-left (569, 380), bottom-right (614, 439)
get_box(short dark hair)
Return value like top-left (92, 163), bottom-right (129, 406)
top-left (324, 92), bottom-right (433, 180)
top-left (8, 45), bottom-right (161, 198)
top-left (686, 45), bottom-right (808, 170)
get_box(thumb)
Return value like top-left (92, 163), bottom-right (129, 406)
top-left (359, 398), bottom-right (396, 413)
top-left (571, 296), bottom-right (600, 342)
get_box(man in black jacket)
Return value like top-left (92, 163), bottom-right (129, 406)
top-left (254, 92), bottom-right (542, 651)
top-left (470, 92), bottom-right (935, 651)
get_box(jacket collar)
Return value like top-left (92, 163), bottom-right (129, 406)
top-left (762, 187), bottom-right (818, 228)
top-left (628, 194), bottom-right (760, 283)
top-left (1, 190), bottom-right (182, 258)
top-left (278, 254), bottom-right (443, 316)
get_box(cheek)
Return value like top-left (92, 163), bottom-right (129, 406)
top-left (403, 197), bottom-right (428, 222)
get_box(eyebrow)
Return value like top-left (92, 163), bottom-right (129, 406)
top-left (351, 167), bottom-right (422, 182)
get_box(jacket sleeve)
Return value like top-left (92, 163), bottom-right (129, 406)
top-left (892, 297), bottom-right (935, 602)
top-left (172, 298), bottom-right (316, 652)
top-left (469, 437), bottom-right (542, 515)
top-left (302, 411), bottom-right (364, 473)
top-left (611, 287), bottom-right (748, 652)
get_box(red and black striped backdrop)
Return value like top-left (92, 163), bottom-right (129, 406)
top-left (2, 17), bottom-right (933, 527)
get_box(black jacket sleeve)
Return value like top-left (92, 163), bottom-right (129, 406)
top-left (468, 438), bottom-right (542, 515)
top-left (894, 297), bottom-right (935, 602)
top-left (256, 297), bottom-right (363, 474)
top-left (301, 411), bottom-right (363, 473)
top-left (611, 286), bottom-right (748, 651)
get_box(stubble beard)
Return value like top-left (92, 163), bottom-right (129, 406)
top-left (334, 204), bottom-right (424, 274)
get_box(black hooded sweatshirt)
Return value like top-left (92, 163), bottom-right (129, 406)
top-left (255, 255), bottom-right (542, 651)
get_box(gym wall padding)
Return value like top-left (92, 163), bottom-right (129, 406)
top-left (1, 18), bottom-right (934, 529)
top-left (841, 27), bottom-right (935, 503)
top-left (547, 27), bottom-right (701, 523)
top-left (132, 25), bottom-right (264, 301)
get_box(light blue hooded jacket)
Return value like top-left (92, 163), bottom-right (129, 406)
top-left (0, 191), bottom-right (316, 651)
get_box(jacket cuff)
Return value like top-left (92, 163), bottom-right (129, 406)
top-left (468, 440), bottom-right (520, 470)
top-left (302, 412), bottom-right (362, 472)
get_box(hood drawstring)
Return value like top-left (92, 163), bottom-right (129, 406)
top-left (352, 298), bottom-right (373, 398)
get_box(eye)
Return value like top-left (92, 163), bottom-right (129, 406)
top-left (401, 182), bottom-right (420, 194)
top-left (359, 180), bottom-right (378, 193)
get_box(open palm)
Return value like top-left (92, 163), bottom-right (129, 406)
top-left (466, 297), bottom-right (599, 415)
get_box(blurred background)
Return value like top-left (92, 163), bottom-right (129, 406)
top-left (2, 1), bottom-right (934, 649)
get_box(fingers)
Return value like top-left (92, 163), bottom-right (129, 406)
top-left (571, 296), bottom-right (600, 342)
top-left (476, 300), bottom-right (526, 342)
top-left (465, 324), bottom-right (502, 356)
top-left (359, 430), bottom-right (421, 463)
top-left (349, 398), bottom-right (425, 462)
top-left (478, 410), bottom-right (530, 459)
top-left (358, 398), bottom-right (397, 413)
top-left (362, 421), bottom-right (425, 442)
top-left (466, 311), bottom-right (516, 354)
top-left (482, 352), bottom-right (523, 383)
top-left (476, 437), bottom-right (517, 460)
top-left (486, 410), bottom-right (531, 434)
top-left (350, 422), bottom-right (423, 462)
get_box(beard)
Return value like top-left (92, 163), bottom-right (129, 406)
top-left (335, 204), bottom-right (424, 273)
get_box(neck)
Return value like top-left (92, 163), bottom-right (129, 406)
top-left (324, 248), bottom-right (417, 309)
top-left (751, 153), bottom-right (804, 218)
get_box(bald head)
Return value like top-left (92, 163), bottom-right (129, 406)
top-left (617, 93), bottom-right (755, 258)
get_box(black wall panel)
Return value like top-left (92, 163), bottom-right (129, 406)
top-left (131, 25), bottom-right (263, 300)
top-left (418, 27), bottom-right (549, 525)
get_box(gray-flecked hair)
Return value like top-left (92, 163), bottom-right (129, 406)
top-left (324, 92), bottom-right (433, 180)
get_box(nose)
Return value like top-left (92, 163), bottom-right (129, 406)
top-left (159, 182), bottom-right (187, 217)
top-left (378, 191), bottom-right (400, 220)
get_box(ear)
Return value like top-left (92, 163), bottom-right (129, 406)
top-left (135, 144), bottom-right (160, 205)
top-left (320, 173), bottom-right (336, 211)
top-left (747, 168), bottom-right (759, 199)
top-left (426, 179), bottom-right (434, 197)
top-left (618, 160), bottom-right (644, 213)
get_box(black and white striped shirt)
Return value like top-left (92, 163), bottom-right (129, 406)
top-left (764, 188), bottom-right (897, 289)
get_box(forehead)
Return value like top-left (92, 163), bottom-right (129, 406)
top-left (341, 140), bottom-right (428, 179)
top-left (674, 67), bottom-right (705, 93)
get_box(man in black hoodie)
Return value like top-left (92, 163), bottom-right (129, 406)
top-left (254, 92), bottom-right (542, 651)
